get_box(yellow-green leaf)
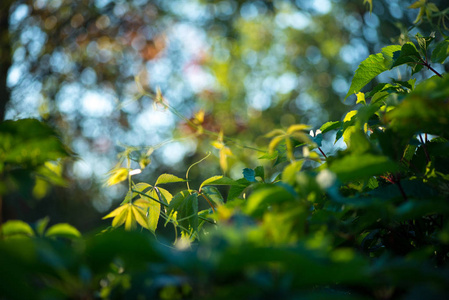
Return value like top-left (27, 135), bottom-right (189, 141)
top-left (124, 207), bottom-right (136, 230)
top-left (103, 205), bottom-right (127, 219)
top-left (112, 205), bottom-right (129, 227)
top-left (106, 168), bottom-right (128, 186)
top-left (356, 92), bottom-right (366, 104)
top-left (132, 205), bottom-right (150, 229)
top-left (1, 220), bottom-right (35, 238)
top-left (265, 129), bottom-right (285, 138)
top-left (45, 223), bottom-right (81, 239)
top-left (268, 135), bottom-right (286, 154)
top-left (155, 174), bottom-right (185, 185)
top-left (286, 124), bottom-right (311, 134)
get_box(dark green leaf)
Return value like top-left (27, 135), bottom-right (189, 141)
top-left (243, 168), bottom-right (256, 182)
top-left (330, 154), bottom-right (400, 182)
top-left (431, 38), bottom-right (449, 64)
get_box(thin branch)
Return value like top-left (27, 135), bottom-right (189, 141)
top-left (317, 147), bottom-right (327, 159)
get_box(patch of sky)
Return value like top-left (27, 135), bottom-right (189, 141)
top-left (389, 3), bottom-right (403, 19)
top-left (343, 14), bottom-right (362, 36)
top-left (339, 38), bottom-right (369, 67)
top-left (161, 140), bottom-right (197, 165)
top-left (185, 66), bottom-right (215, 93)
top-left (240, 1), bottom-right (267, 20)
top-left (363, 27), bottom-right (378, 44)
top-left (56, 83), bottom-right (81, 115)
top-left (247, 90), bottom-right (272, 111)
top-left (7, 64), bottom-right (27, 87)
top-left (80, 68), bottom-right (97, 86)
top-left (332, 76), bottom-right (349, 95)
top-left (276, 72), bottom-right (298, 94)
top-left (311, 0), bottom-right (332, 15)
top-left (275, 11), bottom-right (311, 30)
top-left (80, 90), bottom-right (114, 118)
top-left (136, 108), bottom-right (175, 133)
top-left (215, 0), bottom-right (237, 20)
top-left (9, 4), bottom-right (29, 28)
top-left (364, 12), bottom-right (380, 28)
top-left (295, 0), bottom-right (331, 15)
top-left (306, 46), bottom-right (322, 64)
top-left (243, 50), bottom-right (258, 67)
top-left (20, 26), bottom-right (47, 59)
top-left (168, 0), bottom-right (210, 23)
top-left (95, 0), bottom-right (112, 9)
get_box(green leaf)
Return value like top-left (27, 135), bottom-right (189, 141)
top-left (344, 45), bottom-right (401, 101)
top-left (155, 173), bottom-right (185, 185)
top-left (320, 121), bottom-right (341, 134)
top-left (245, 185), bottom-right (295, 217)
top-left (199, 176), bottom-right (236, 191)
top-left (329, 154), bottom-right (400, 182)
top-left (227, 178), bottom-right (251, 201)
top-left (35, 217), bottom-right (50, 236)
top-left (431, 38), bottom-right (449, 64)
top-left (45, 223), bottom-right (81, 239)
top-left (243, 168), bottom-right (256, 182)
top-left (1, 220), bottom-right (35, 238)
top-left (0, 119), bottom-right (71, 167)
top-left (258, 151), bottom-right (278, 160)
top-left (167, 191), bottom-right (199, 233)
top-left (282, 160), bottom-right (304, 185)
top-left (391, 42), bottom-right (422, 72)
top-left (254, 166), bottom-right (265, 181)
top-left (201, 186), bottom-right (225, 207)
top-left (415, 32), bottom-right (434, 53)
top-left (387, 75), bottom-right (449, 139)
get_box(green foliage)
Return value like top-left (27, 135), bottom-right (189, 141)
top-left (3, 4), bottom-right (449, 300)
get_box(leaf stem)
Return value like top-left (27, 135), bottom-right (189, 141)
top-left (317, 147), bottom-right (327, 159)
top-left (416, 60), bottom-right (443, 78)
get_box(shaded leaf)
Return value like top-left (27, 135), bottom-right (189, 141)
top-left (329, 154), bottom-right (400, 182)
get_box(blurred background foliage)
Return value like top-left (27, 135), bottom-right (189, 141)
top-left (1, 0), bottom-right (448, 231)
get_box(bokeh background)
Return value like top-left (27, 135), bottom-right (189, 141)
top-left (1, 0), bottom-right (447, 231)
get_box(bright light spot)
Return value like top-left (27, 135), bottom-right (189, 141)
top-left (247, 91), bottom-right (271, 111)
top-left (277, 72), bottom-right (298, 94)
top-left (312, 0), bottom-right (331, 14)
top-left (136, 109), bottom-right (174, 131)
top-left (276, 11), bottom-right (311, 30)
top-left (10, 4), bottom-right (29, 26)
top-left (161, 141), bottom-right (192, 165)
top-left (73, 160), bottom-right (93, 179)
top-left (129, 169), bottom-right (142, 176)
top-left (6, 66), bottom-right (22, 87)
top-left (316, 169), bottom-right (336, 189)
top-left (81, 91), bottom-right (114, 117)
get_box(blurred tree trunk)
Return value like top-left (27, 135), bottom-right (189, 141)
top-left (0, 0), bottom-right (13, 121)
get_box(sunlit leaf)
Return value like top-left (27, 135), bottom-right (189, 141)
top-left (1, 220), bottom-right (35, 238)
top-left (199, 175), bottom-right (236, 191)
top-left (286, 124), bottom-right (311, 134)
top-left (106, 168), bottom-right (128, 186)
top-left (45, 223), bottom-right (81, 239)
top-left (344, 45), bottom-right (401, 101)
top-left (155, 174), bottom-right (185, 185)
top-left (320, 121), bottom-right (341, 134)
